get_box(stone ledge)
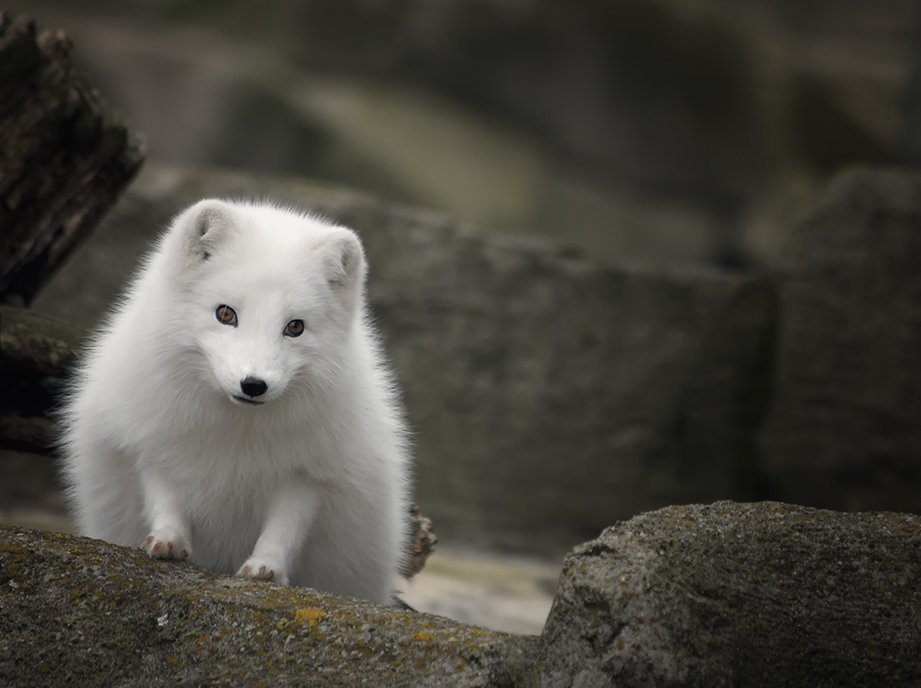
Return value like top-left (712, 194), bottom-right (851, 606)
top-left (0, 524), bottom-right (532, 687)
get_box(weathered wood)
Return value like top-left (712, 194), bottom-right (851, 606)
top-left (0, 304), bottom-right (437, 576)
top-left (0, 305), bottom-right (85, 454)
top-left (403, 502), bottom-right (438, 578)
top-left (0, 13), bottom-right (145, 306)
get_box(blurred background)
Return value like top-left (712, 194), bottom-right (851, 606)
top-left (8, 0), bottom-right (921, 271)
top-left (3, 0), bottom-right (920, 633)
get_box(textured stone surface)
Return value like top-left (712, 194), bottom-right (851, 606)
top-left (533, 501), bottom-right (921, 688)
top-left (0, 524), bottom-right (533, 687)
top-left (33, 163), bottom-right (773, 553)
top-left (4, 503), bottom-right (918, 687)
top-left (761, 168), bottom-right (921, 514)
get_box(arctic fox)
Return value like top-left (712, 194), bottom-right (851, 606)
top-left (60, 199), bottom-right (410, 605)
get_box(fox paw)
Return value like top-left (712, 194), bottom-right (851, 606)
top-left (142, 528), bottom-right (191, 560)
top-left (237, 557), bottom-right (289, 586)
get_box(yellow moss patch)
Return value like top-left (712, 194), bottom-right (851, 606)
top-left (295, 608), bottom-right (326, 625)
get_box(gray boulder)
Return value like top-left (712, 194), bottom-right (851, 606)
top-left (3, 502), bottom-right (918, 687)
top-left (761, 168), bottom-right (921, 514)
top-left (33, 163), bottom-right (773, 554)
top-left (0, 524), bottom-right (533, 687)
top-left (533, 501), bottom-right (921, 688)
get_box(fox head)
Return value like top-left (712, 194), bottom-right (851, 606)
top-left (158, 199), bottom-right (368, 407)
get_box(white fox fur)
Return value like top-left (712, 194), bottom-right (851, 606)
top-left (60, 199), bottom-right (410, 605)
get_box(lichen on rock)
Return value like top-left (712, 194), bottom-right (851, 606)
top-left (532, 501), bottom-right (921, 688)
top-left (3, 502), bottom-right (919, 687)
top-left (0, 525), bottom-right (532, 687)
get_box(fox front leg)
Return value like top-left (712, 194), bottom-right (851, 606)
top-left (237, 481), bottom-right (319, 586)
top-left (140, 472), bottom-right (192, 561)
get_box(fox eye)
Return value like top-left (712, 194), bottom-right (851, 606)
top-left (215, 305), bottom-right (238, 326)
top-left (284, 319), bottom-right (305, 337)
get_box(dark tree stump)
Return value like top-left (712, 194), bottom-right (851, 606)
top-left (0, 13), bottom-right (145, 306)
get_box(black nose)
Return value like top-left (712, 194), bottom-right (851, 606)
top-left (240, 376), bottom-right (268, 397)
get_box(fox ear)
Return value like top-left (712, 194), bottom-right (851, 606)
top-left (178, 200), bottom-right (235, 267)
top-left (322, 230), bottom-right (367, 292)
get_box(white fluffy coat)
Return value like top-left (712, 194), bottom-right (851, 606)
top-left (60, 199), bottom-right (410, 605)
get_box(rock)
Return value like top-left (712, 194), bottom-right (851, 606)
top-left (533, 501), bottom-right (921, 688)
top-left (33, 163), bottom-right (774, 554)
top-left (761, 168), bottom-right (921, 514)
top-left (4, 502), bottom-right (918, 687)
top-left (0, 524), bottom-right (533, 687)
